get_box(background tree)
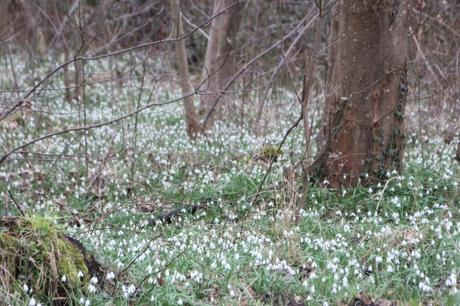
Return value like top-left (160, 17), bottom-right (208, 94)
top-left (170, 0), bottom-right (201, 138)
top-left (169, 0), bottom-right (243, 136)
top-left (314, 0), bottom-right (412, 187)
top-left (199, 0), bottom-right (243, 130)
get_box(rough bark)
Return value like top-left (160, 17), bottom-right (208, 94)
top-left (199, 0), bottom-right (243, 130)
top-left (0, 1), bottom-right (10, 43)
top-left (314, 0), bottom-right (411, 187)
top-left (170, 0), bottom-right (201, 138)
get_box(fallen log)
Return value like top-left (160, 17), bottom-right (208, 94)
top-left (0, 216), bottom-right (103, 305)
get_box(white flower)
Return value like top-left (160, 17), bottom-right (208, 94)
top-left (127, 284), bottom-right (136, 295)
top-left (122, 284), bottom-right (136, 298)
top-left (77, 271), bottom-right (84, 278)
top-left (146, 265), bottom-right (153, 274)
top-left (391, 196), bottom-right (401, 207)
top-left (90, 276), bottom-right (98, 284)
top-left (418, 281), bottom-right (433, 292)
top-left (106, 272), bottom-right (115, 280)
top-left (88, 284), bottom-right (97, 293)
top-left (177, 298), bottom-right (183, 305)
top-left (29, 298), bottom-right (37, 306)
top-left (61, 275), bottom-right (67, 282)
top-left (23, 284), bottom-right (29, 293)
top-left (190, 270), bottom-right (203, 282)
top-left (445, 272), bottom-right (457, 287)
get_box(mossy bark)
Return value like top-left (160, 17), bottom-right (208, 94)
top-left (0, 216), bottom-right (103, 304)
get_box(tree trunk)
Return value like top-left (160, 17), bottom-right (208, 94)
top-left (170, 0), bottom-right (201, 138)
top-left (314, 0), bottom-right (411, 187)
top-left (0, 1), bottom-right (10, 50)
top-left (199, 0), bottom-right (242, 130)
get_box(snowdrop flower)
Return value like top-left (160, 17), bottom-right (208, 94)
top-left (61, 275), bottom-right (67, 282)
top-left (190, 270), bottom-right (203, 283)
top-left (445, 272), bottom-right (457, 287)
top-left (29, 298), bottom-right (36, 306)
top-left (88, 284), bottom-right (97, 293)
top-left (418, 281), bottom-right (433, 292)
top-left (90, 276), bottom-right (98, 284)
top-left (122, 284), bottom-right (136, 298)
top-left (23, 283), bottom-right (29, 293)
top-left (146, 265), bottom-right (153, 274)
top-left (391, 196), bottom-right (401, 207)
top-left (332, 283), bottom-right (338, 294)
top-left (106, 272), bottom-right (115, 280)
top-left (77, 271), bottom-right (84, 278)
top-left (127, 284), bottom-right (136, 295)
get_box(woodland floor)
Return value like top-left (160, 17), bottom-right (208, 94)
top-left (0, 58), bottom-right (459, 305)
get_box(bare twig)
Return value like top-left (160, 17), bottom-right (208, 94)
top-left (7, 190), bottom-right (25, 217)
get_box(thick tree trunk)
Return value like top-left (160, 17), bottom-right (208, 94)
top-left (170, 0), bottom-right (201, 138)
top-left (315, 0), bottom-right (411, 187)
top-left (199, 0), bottom-right (242, 130)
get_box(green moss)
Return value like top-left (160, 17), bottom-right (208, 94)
top-left (56, 239), bottom-right (89, 283)
top-left (0, 216), bottom-right (92, 303)
top-left (259, 145), bottom-right (283, 161)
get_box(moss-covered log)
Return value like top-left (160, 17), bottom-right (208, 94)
top-left (0, 216), bottom-right (103, 305)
